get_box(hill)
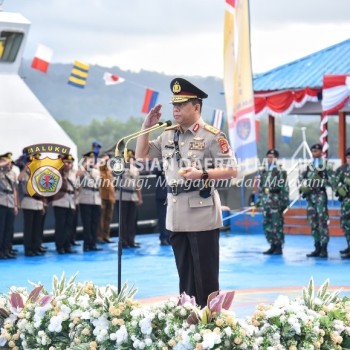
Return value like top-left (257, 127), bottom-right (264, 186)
top-left (20, 60), bottom-right (226, 125)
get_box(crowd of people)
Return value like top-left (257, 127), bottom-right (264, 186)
top-left (0, 141), bottom-right (171, 259)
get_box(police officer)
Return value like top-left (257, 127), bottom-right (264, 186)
top-left (256, 149), bottom-right (289, 255)
top-left (18, 153), bottom-right (46, 257)
top-left (334, 147), bottom-right (350, 259)
top-left (0, 152), bottom-right (19, 259)
top-left (299, 143), bottom-right (334, 258)
top-left (135, 77), bottom-right (237, 307)
top-left (115, 149), bottom-right (143, 248)
top-left (77, 152), bottom-right (102, 252)
top-left (52, 154), bottom-right (77, 254)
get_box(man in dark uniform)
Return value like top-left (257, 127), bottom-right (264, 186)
top-left (334, 147), bottom-right (350, 259)
top-left (256, 149), bottom-right (289, 255)
top-left (299, 143), bottom-right (334, 258)
top-left (135, 78), bottom-right (237, 307)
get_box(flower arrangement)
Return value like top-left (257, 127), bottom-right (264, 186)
top-left (0, 275), bottom-right (349, 350)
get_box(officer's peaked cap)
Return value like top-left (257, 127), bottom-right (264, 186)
top-left (266, 149), bottom-right (279, 158)
top-left (0, 152), bottom-right (13, 161)
top-left (170, 78), bottom-right (208, 104)
top-left (59, 154), bottom-right (75, 162)
top-left (83, 151), bottom-right (95, 158)
top-left (310, 143), bottom-right (322, 151)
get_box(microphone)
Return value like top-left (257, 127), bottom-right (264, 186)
top-left (114, 120), bottom-right (172, 157)
top-left (123, 120), bottom-right (172, 162)
top-left (110, 121), bottom-right (172, 175)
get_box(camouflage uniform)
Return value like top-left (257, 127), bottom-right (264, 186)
top-left (257, 163), bottom-right (289, 254)
top-left (299, 145), bottom-right (335, 258)
top-left (334, 159), bottom-right (350, 258)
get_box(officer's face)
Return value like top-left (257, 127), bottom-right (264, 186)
top-left (172, 101), bottom-right (199, 127)
top-left (266, 154), bottom-right (276, 164)
top-left (346, 156), bottom-right (350, 165)
top-left (311, 149), bottom-right (322, 158)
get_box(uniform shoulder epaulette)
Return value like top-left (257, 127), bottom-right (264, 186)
top-left (164, 124), bottom-right (179, 131)
top-left (203, 124), bottom-right (221, 135)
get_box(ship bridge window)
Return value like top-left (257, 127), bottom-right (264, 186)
top-left (0, 31), bottom-right (24, 62)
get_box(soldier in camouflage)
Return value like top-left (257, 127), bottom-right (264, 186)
top-left (334, 147), bottom-right (350, 259)
top-left (256, 149), bottom-right (289, 255)
top-left (299, 143), bottom-right (335, 258)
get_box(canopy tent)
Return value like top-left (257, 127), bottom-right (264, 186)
top-left (252, 39), bottom-right (350, 159)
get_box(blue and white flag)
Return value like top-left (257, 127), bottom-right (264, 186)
top-left (281, 124), bottom-right (294, 143)
top-left (211, 109), bottom-right (224, 130)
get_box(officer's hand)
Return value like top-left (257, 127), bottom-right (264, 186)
top-left (142, 104), bottom-right (162, 128)
top-left (179, 167), bottom-right (202, 180)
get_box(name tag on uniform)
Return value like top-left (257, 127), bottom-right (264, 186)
top-left (189, 141), bottom-right (205, 150)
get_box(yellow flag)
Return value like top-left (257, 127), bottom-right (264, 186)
top-left (223, 0), bottom-right (257, 173)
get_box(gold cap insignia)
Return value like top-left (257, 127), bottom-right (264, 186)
top-left (172, 81), bottom-right (181, 94)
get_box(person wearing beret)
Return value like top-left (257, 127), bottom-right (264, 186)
top-left (334, 147), bottom-right (350, 259)
top-left (52, 154), bottom-right (77, 254)
top-left (135, 77), bottom-right (237, 308)
top-left (299, 143), bottom-right (335, 258)
top-left (76, 151), bottom-right (102, 252)
top-left (255, 149), bottom-right (289, 255)
top-left (0, 152), bottom-right (19, 259)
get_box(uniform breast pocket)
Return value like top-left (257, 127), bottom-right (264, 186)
top-left (188, 196), bottom-right (214, 208)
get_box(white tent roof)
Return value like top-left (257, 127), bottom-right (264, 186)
top-left (0, 10), bottom-right (77, 161)
top-left (0, 74), bottom-right (77, 160)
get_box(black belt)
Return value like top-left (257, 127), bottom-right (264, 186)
top-left (269, 189), bottom-right (281, 193)
top-left (84, 187), bottom-right (99, 192)
top-left (167, 182), bottom-right (207, 196)
top-left (311, 188), bottom-right (326, 193)
top-left (0, 189), bottom-right (13, 194)
top-left (65, 190), bottom-right (75, 194)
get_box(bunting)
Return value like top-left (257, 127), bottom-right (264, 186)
top-left (31, 44), bottom-right (53, 73)
top-left (281, 124), bottom-right (294, 144)
top-left (68, 60), bottom-right (90, 88)
top-left (223, 0), bottom-right (257, 173)
top-left (103, 72), bottom-right (125, 85)
top-left (212, 109), bottom-right (224, 130)
top-left (141, 88), bottom-right (159, 113)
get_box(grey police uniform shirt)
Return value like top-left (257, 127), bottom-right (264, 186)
top-left (20, 172), bottom-right (44, 210)
top-left (52, 170), bottom-right (77, 209)
top-left (77, 168), bottom-right (102, 205)
top-left (149, 118), bottom-right (235, 232)
top-left (0, 168), bottom-right (17, 208)
top-left (115, 164), bottom-right (140, 202)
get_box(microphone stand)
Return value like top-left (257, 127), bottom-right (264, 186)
top-left (110, 120), bottom-right (172, 293)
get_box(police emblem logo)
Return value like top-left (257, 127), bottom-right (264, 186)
top-left (25, 143), bottom-right (70, 198)
top-left (218, 137), bottom-right (230, 154)
top-left (172, 81), bottom-right (181, 94)
top-left (236, 118), bottom-right (251, 140)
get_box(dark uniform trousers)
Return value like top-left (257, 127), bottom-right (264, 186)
top-left (170, 229), bottom-right (220, 308)
top-left (116, 200), bottom-right (137, 246)
top-left (80, 204), bottom-right (101, 249)
top-left (22, 209), bottom-right (44, 254)
top-left (0, 205), bottom-right (14, 254)
top-left (54, 206), bottom-right (75, 251)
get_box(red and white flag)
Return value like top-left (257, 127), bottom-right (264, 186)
top-left (31, 44), bottom-right (53, 73)
top-left (103, 72), bottom-right (125, 85)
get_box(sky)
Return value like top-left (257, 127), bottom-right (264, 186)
top-left (2, 0), bottom-right (350, 78)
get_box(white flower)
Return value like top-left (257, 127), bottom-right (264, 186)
top-left (48, 315), bottom-right (63, 332)
top-left (274, 295), bottom-right (290, 308)
top-left (202, 331), bottom-right (221, 349)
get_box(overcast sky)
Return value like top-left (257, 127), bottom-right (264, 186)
top-left (2, 0), bottom-right (350, 78)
